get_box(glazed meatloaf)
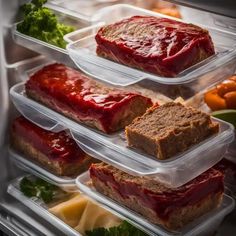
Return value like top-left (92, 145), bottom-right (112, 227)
top-left (95, 16), bottom-right (215, 77)
top-left (126, 102), bottom-right (219, 159)
top-left (25, 63), bottom-right (152, 134)
top-left (90, 162), bottom-right (224, 230)
top-left (11, 116), bottom-right (94, 176)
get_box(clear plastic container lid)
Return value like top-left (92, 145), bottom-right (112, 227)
top-left (10, 81), bottom-right (235, 187)
top-left (9, 148), bottom-right (77, 192)
top-left (76, 171), bottom-right (235, 236)
top-left (12, 9), bottom-right (91, 64)
top-left (66, 4), bottom-right (236, 86)
top-left (46, 0), bottom-right (155, 21)
top-left (7, 175), bottom-right (82, 236)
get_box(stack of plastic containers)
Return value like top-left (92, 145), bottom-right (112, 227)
top-left (8, 3), bottom-right (236, 236)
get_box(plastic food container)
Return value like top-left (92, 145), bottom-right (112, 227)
top-left (9, 148), bottom-right (77, 192)
top-left (46, 0), bottom-right (156, 21)
top-left (76, 171), bottom-right (235, 236)
top-left (66, 4), bottom-right (236, 87)
top-left (12, 9), bottom-right (91, 65)
top-left (7, 175), bottom-right (149, 236)
top-left (10, 81), bottom-right (235, 188)
top-left (7, 175), bottom-right (81, 236)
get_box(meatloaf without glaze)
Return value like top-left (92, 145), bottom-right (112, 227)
top-left (126, 102), bottom-right (219, 159)
top-left (90, 162), bottom-right (224, 230)
top-left (25, 63), bottom-right (152, 134)
top-left (95, 16), bottom-right (215, 77)
top-left (11, 116), bottom-right (94, 176)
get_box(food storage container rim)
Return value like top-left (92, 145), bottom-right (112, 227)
top-left (13, 23), bottom-right (68, 54)
top-left (92, 3), bottom-right (184, 22)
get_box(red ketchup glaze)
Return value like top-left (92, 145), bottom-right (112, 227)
top-left (12, 116), bottom-right (86, 162)
top-left (90, 165), bottom-right (224, 220)
top-left (25, 63), bottom-right (152, 133)
top-left (96, 16), bottom-right (215, 77)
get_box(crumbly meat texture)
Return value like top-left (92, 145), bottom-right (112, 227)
top-left (90, 162), bottom-right (224, 230)
top-left (95, 16), bottom-right (215, 77)
top-left (11, 117), bottom-right (94, 176)
top-left (125, 102), bottom-right (219, 159)
top-left (25, 63), bottom-right (152, 134)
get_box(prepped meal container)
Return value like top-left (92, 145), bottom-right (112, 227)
top-left (12, 9), bottom-right (91, 65)
top-left (7, 175), bottom-right (149, 236)
top-left (66, 4), bottom-right (236, 87)
top-left (10, 81), bottom-right (235, 188)
top-left (76, 171), bottom-right (235, 236)
top-left (9, 149), bottom-right (77, 192)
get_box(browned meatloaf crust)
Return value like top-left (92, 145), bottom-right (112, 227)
top-left (90, 162), bottom-right (224, 230)
top-left (95, 16), bottom-right (215, 77)
top-left (25, 63), bottom-right (152, 134)
top-left (11, 116), bottom-right (94, 176)
top-left (125, 102), bottom-right (219, 159)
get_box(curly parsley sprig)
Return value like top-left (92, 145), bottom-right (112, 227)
top-left (20, 177), bottom-right (58, 203)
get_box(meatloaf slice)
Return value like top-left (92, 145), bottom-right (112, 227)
top-left (125, 102), bottom-right (219, 159)
top-left (95, 16), bottom-right (215, 77)
top-left (11, 116), bottom-right (94, 176)
top-left (25, 63), bottom-right (152, 134)
top-left (90, 162), bottom-right (224, 230)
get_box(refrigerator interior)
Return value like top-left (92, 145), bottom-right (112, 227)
top-left (0, 0), bottom-right (235, 235)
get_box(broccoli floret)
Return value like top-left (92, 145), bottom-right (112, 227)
top-left (17, 0), bottom-right (74, 48)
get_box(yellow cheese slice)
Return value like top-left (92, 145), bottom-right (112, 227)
top-left (49, 194), bottom-right (88, 228)
top-left (75, 199), bottom-right (121, 235)
top-left (49, 193), bottom-right (122, 235)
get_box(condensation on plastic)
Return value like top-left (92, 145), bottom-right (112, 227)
top-left (7, 175), bottom-right (82, 236)
top-left (9, 149), bottom-right (77, 192)
top-left (10, 81), bottom-right (235, 188)
top-left (66, 4), bottom-right (236, 86)
top-left (12, 9), bottom-right (92, 65)
top-left (76, 171), bottom-right (235, 236)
